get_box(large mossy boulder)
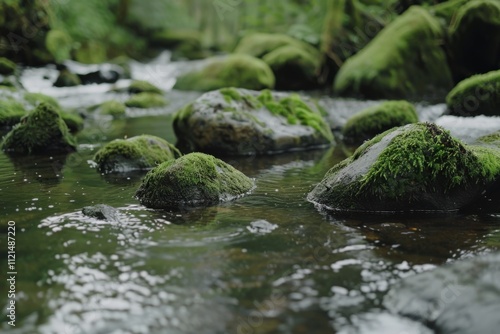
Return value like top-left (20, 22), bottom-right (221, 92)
top-left (308, 122), bottom-right (500, 213)
top-left (333, 6), bottom-right (453, 99)
top-left (446, 70), bottom-right (500, 117)
top-left (135, 152), bottom-right (255, 209)
top-left (94, 135), bottom-right (181, 173)
top-left (173, 55), bottom-right (275, 92)
top-left (173, 88), bottom-right (334, 155)
top-left (342, 100), bottom-right (418, 145)
top-left (448, 0), bottom-right (500, 82)
top-left (1, 103), bottom-right (76, 154)
top-left (235, 33), bottom-right (321, 90)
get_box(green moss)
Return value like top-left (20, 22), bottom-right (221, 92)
top-left (125, 93), bottom-right (167, 108)
top-left (99, 100), bottom-right (126, 117)
top-left (74, 41), bottom-right (107, 64)
top-left (24, 92), bottom-right (61, 110)
top-left (334, 6), bottom-right (453, 99)
top-left (45, 30), bottom-right (73, 63)
top-left (476, 132), bottom-right (500, 146)
top-left (151, 30), bottom-right (206, 60)
top-left (128, 80), bottom-right (162, 94)
top-left (219, 87), bottom-right (242, 103)
top-left (1, 103), bottom-right (76, 154)
top-left (446, 70), bottom-right (500, 117)
top-left (94, 135), bottom-right (181, 173)
top-left (174, 54), bottom-right (275, 92)
top-left (235, 33), bottom-right (318, 59)
top-left (135, 152), bottom-right (254, 209)
top-left (0, 99), bottom-right (26, 127)
top-left (60, 112), bottom-right (84, 133)
top-left (0, 57), bottom-right (16, 75)
top-left (342, 100), bottom-right (418, 144)
top-left (54, 69), bottom-right (81, 87)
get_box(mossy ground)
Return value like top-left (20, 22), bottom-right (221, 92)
top-left (128, 80), bottom-right (162, 94)
top-left (94, 135), bottom-right (181, 173)
top-left (173, 54), bottom-right (275, 91)
top-left (446, 70), bottom-right (500, 117)
top-left (135, 152), bottom-right (254, 209)
top-left (342, 100), bottom-right (418, 144)
top-left (125, 93), bottom-right (167, 108)
top-left (1, 102), bottom-right (76, 154)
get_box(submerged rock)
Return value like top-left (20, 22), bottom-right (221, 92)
top-left (174, 54), bottom-right (275, 91)
top-left (94, 135), bottom-right (181, 173)
top-left (334, 6), bottom-right (453, 99)
top-left (135, 152), bottom-right (254, 209)
top-left (308, 122), bottom-right (500, 213)
top-left (446, 70), bottom-right (500, 117)
top-left (125, 92), bottom-right (166, 108)
top-left (173, 88), bottom-right (334, 155)
top-left (384, 252), bottom-right (500, 334)
top-left (342, 100), bottom-right (418, 145)
top-left (1, 103), bottom-right (76, 154)
top-left (82, 204), bottom-right (119, 222)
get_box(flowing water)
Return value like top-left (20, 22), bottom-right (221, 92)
top-left (1, 52), bottom-right (500, 334)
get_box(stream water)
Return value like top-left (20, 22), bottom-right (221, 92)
top-left (1, 52), bottom-right (500, 334)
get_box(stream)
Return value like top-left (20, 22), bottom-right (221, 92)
top-left (1, 51), bottom-right (500, 334)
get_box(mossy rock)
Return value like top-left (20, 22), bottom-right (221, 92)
top-left (45, 29), bottom-right (73, 64)
top-left (334, 6), bottom-right (453, 99)
top-left (128, 80), bottom-right (162, 94)
top-left (446, 70), bottom-right (500, 117)
top-left (173, 88), bottom-right (334, 155)
top-left (342, 100), bottom-right (418, 144)
top-left (234, 33), bottom-right (319, 59)
top-left (308, 122), bottom-right (500, 213)
top-left (93, 135), bottom-right (181, 173)
top-left (60, 112), bottom-right (84, 133)
top-left (448, 0), bottom-right (500, 82)
top-left (23, 92), bottom-right (60, 110)
top-left (151, 30), bottom-right (205, 60)
top-left (0, 99), bottom-right (26, 127)
top-left (1, 103), bottom-right (76, 154)
top-left (125, 92), bottom-right (166, 108)
top-left (54, 69), bottom-right (81, 87)
top-left (0, 57), bottom-right (16, 75)
top-left (99, 100), bottom-right (126, 118)
top-left (135, 152), bottom-right (255, 209)
top-left (174, 54), bottom-right (275, 92)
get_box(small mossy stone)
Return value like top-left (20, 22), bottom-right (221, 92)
top-left (45, 30), bottom-right (73, 63)
top-left (135, 152), bottom-right (255, 209)
top-left (99, 100), bottom-right (126, 118)
top-left (0, 99), bottom-right (26, 127)
top-left (60, 112), bottom-right (84, 133)
top-left (0, 57), bottom-right (16, 75)
top-left (54, 69), bottom-right (81, 87)
top-left (128, 80), bottom-right (162, 94)
top-left (82, 204), bottom-right (119, 222)
top-left (234, 33), bottom-right (319, 59)
top-left (334, 6), bottom-right (453, 99)
top-left (342, 100), bottom-right (418, 145)
top-left (94, 135), bottom-right (181, 173)
top-left (173, 54), bottom-right (275, 92)
top-left (1, 102), bottom-right (76, 154)
top-left (446, 70), bottom-right (500, 117)
top-left (125, 92), bottom-right (166, 108)
top-left (308, 122), bottom-right (500, 213)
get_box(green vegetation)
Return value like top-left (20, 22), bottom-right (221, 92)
top-left (60, 112), bottom-right (84, 133)
top-left (135, 152), bottom-right (254, 209)
top-left (446, 70), bottom-right (500, 117)
top-left (0, 100), bottom-right (26, 127)
top-left (94, 135), bottom-right (181, 173)
top-left (128, 80), bottom-right (162, 94)
top-left (0, 57), bottom-right (16, 75)
top-left (54, 69), bottom-right (81, 87)
top-left (45, 30), bottom-right (73, 63)
top-left (174, 54), bottom-right (275, 91)
top-left (125, 93), bottom-right (167, 108)
top-left (1, 103), bottom-right (76, 154)
top-left (342, 100), bottom-right (418, 144)
top-left (99, 100), bottom-right (126, 117)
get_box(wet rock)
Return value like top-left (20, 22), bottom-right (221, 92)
top-left (384, 252), bottom-right (500, 334)
top-left (135, 152), bottom-right (255, 210)
top-left (94, 135), bottom-right (181, 173)
top-left (128, 80), bottom-right (162, 94)
top-left (174, 54), bottom-right (275, 91)
top-left (173, 88), bottom-right (334, 155)
top-left (82, 204), bottom-right (119, 222)
top-left (445, 70), bottom-right (500, 117)
top-left (0, 57), bottom-right (16, 75)
top-left (448, 0), bottom-right (500, 82)
top-left (98, 100), bottom-right (126, 118)
top-left (334, 6), bottom-right (453, 99)
top-left (308, 122), bottom-right (500, 213)
top-left (54, 68), bottom-right (81, 87)
top-left (342, 100), bottom-right (418, 145)
top-left (124, 92), bottom-right (166, 108)
top-left (57, 60), bottom-right (125, 86)
top-left (1, 103), bottom-right (76, 154)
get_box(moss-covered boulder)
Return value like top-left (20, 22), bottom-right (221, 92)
top-left (174, 55), bottom-right (275, 92)
top-left (128, 80), bottom-right (162, 94)
top-left (54, 68), bottom-right (81, 87)
top-left (1, 103), bottom-right (76, 154)
top-left (93, 135), bottom-right (181, 173)
top-left (125, 92), bottom-right (166, 108)
top-left (0, 99), bottom-right (26, 127)
top-left (446, 70), bottom-right (500, 117)
top-left (235, 33), bottom-right (320, 90)
top-left (342, 100), bottom-right (418, 144)
top-left (173, 88), bottom-right (334, 155)
top-left (448, 0), bottom-right (500, 82)
top-left (151, 30), bottom-right (206, 60)
top-left (308, 122), bottom-right (500, 213)
top-left (135, 153), bottom-right (254, 209)
top-left (0, 57), bottom-right (16, 75)
top-left (334, 6), bottom-right (453, 99)
top-left (99, 100), bottom-right (126, 118)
